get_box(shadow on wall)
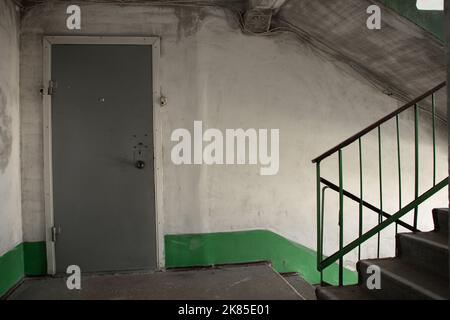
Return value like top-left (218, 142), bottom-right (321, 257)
top-left (0, 87), bottom-right (12, 173)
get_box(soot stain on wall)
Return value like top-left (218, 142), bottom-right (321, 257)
top-left (0, 87), bottom-right (12, 173)
top-left (174, 7), bottom-right (208, 40)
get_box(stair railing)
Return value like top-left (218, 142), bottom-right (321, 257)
top-left (312, 82), bottom-right (448, 286)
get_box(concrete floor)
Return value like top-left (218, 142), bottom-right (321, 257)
top-left (6, 264), bottom-right (304, 300)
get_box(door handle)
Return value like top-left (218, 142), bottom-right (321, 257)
top-left (135, 160), bottom-right (146, 169)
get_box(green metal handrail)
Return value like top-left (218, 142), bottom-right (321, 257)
top-left (320, 178), bottom-right (418, 232)
top-left (319, 178), bottom-right (447, 272)
top-left (312, 82), bottom-right (446, 163)
top-left (312, 82), bottom-right (447, 286)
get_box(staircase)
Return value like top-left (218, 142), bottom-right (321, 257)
top-left (316, 208), bottom-right (449, 300)
top-left (311, 82), bottom-right (449, 300)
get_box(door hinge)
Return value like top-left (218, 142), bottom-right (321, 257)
top-left (47, 80), bottom-right (56, 96)
top-left (51, 226), bottom-right (61, 242)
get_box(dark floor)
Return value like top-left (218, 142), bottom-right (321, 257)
top-left (6, 264), bottom-right (305, 300)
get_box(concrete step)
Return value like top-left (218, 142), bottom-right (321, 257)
top-left (397, 231), bottom-right (449, 279)
top-left (282, 274), bottom-right (317, 300)
top-left (358, 258), bottom-right (449, 300)
top-left (316, 285), bottom-right (375, 300)
top-left (433, 208), bottom-right (448, 234)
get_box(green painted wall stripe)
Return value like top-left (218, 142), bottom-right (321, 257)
top-left (0, 242), bottom-right (47, 297)
top-left (24, 242), bottom-right (47, 276)
top-left (378, 0), bottom-right (444, 41)
top-left (0, 244), bottom-right (24, 297)
top-left (165, 230), bottom-right (357, 286)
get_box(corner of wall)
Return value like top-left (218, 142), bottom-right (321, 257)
top-left (0, 241), bottom-right (47, 298)
top-left (0, 244), bottom-right (24, 297)
top-left (23, 242), bottom-right (47, 276)
top-left (164, 229), bottom-right (358, 286)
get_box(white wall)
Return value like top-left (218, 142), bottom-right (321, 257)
top-left (20, 3), bottom-right (448, 269)
top-left (0, 0), bottom-right (22, 256)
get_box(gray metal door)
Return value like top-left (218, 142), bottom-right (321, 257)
top-left (51, 44), bottom-right (157, 273)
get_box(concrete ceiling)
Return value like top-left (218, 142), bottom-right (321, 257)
top-left (275, 0), bottom-right (446, 118)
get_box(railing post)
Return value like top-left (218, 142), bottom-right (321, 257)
top-left (432, 94), bottom-right (436, 186)
top-left (396, 115), bottom-right (402, 236)
top-left (320, 186), bottom-right (328, 283)
top-left (377, 126), bottom-right (383, 258)
top-left (316, 162), bottom-right (322, 275)
top-left (338, 150), bottom-right (344, 286)
top-left (414, 104), bottom-right (419, 229)
top-left (358, 138), bottom-right (363, 261)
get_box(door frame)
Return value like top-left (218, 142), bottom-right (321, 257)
top-left (42, 36), bottom-right (165, 274)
